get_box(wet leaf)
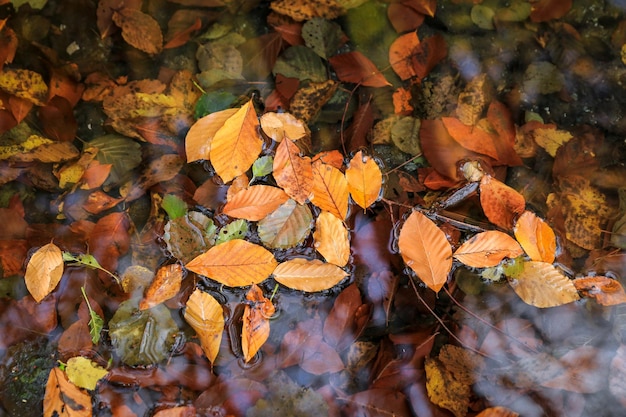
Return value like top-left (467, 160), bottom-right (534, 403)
top-left (140, 264), bottom-right (184, 310)
top-left (43, 367), bottom-right (92, 417)
top-left (475, 407), bottom-right (519, 417)
top-left (329, 51), bottom-right (390, 87)
top-left (0, 68), bottom-right (48, 105)
top-left (310, 159), bottom-right (349, 220)
top-left (88, 212), bottom-right (131, 275)
top-left (81, 287), bottom-right (103, 344)
top-left (505, 261), bottom-right (580, 308)
top-left (573, 276), bottom-right (626, 306)
top-left (161, 194), bottom-right (187, 220)
top-left (89, 134), bottom-right (142, 186)
top-left (442, 117), bottom-right (499, 160)
top-left (273, 45), bottom-right (327, 82)
top-left (514, 210), bottom-right (556, 263)
top-left (273, 258), bottom-right (348, 292)
top-left (252, 155), bottom-right (274, 180)
top-left (184, 288), bottom-right (224, 363)
top-left (533, 127), bottom-right (573, 157)
top-left (479, 175), bottom-right (526, 230)
top-left (387, 2), bottom-right (426, 33)
top-left (302, 17), bottom-right (343, 59)
top-left (210, 100), bottom-right (262, 183)
top-left (398, 211), bottom-right (452, 293)
top-left (186, 240), bottom-right (277, 287)
top-left (163, 212), bottom-right (216, 263)
top-left (453, 231), bottom-right (524, 268)
top-left (289, 79), bottom-right (338, 123)
top-left (425, 357), bottom-right (470, 417)
top-left (223, 185), bottom-right (289, 221)
top-left (241, 284), bottom-right (275, 362)
top-left (270, 0), bottom-right (345, 22)
top-left (260, 111), bottom-right (309, 142)
top-left (194, 91), bottom-right (236, 119)
top-left (313, 210), bottom-right (349, 267)
top-left (273, 138), bottom-right (313, 204)
top-left (185, 108), bottom-right (238, 162)
top-left (214, 219), bottom-right (248, 245)
top-left (389, 31), bottom-right (420, 81)
top-left (530, 0), bottom-right (572, 22)
top-left (112, 8), bottom-right (163, 55)
top-left (345, 150), bottom-right (382, 210)
top-left (322, 283), bottom-right (368, 351)
top-left (257, 199), bottom-right (313, 249)
top-left (65, 356), bottom-right (109, 391)
top-left (25, 243), bottom-right (64, 303)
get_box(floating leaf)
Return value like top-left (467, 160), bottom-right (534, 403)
top-left (210, 100), bottom-right (262, 183)
top-left (345, 150), bottom-right (382, 210)
top-left (453, 231), bottom-right (524, 268)
top-left (479, 175), bottom-right (525, 230)
top-left (215, 219), bottom-right (248, 245)
top-left (43, 368), bottom-right (92, 417)
top-left (260, 111), bottom-right (309, 142)
top-left (81, 287), bottom-right (103, 344)
top-left (184, 289), bottom-right (224, 363)
top-left (329, 51), bottom-right (390, 87)
top-left (258, 199), bottom-right (313, 249)
top-left (241, 284), bottom-right (275, 362)
top-left (505, 261), bottom-right (580, 308)
top-left (273, 258), bottom-right (348, 292)
top-left (185, 108), bottom-right (238, 162)
top-left (223, 185), bottom-right (289, 221)
top-left (65, 357), bottom-right (109, 391)
top-left (310, 160), bottom-right (349, 220)
top-left (398, 211), bottom-right (452, 293)
top-left (25, 243), bottom-right (64, 303)
top-left (313, 211), bottom-right (350, 267)
top-left (573, 276), bottom-right (626, 306)
top-left (139, 264), bottom-right (184, 310)
top-left (161, 194), bottom-right (187, 220)
top-left (514, 211), bottom-right (556, 263)
top-left (163, 212), bottom-right (216, 263)
top-left (186, 240), bottom-right (277, 287)
top-left (0, 68), bottom-right (48, 105)
top-left (112, 8), bottom-right (163, 55)
top-left (273, 138), bottom-right (313, 204)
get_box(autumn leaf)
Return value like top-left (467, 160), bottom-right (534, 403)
top-left (257, 199), bottom-right (313, 249)
top-left (479, 175), bottom-right (526, 230)
top-left (186, 240), bottom-right (277, 287)
top-left (210, 100), bottom-right (262, 183)
top-left (273, 258), bottom-right (348, 292)
top-left (270, 0), bottom-right (345, 21)
top-left (241, 284), bottom-right (275, 362)
top-left (345, 150), bottom-right (382, 210)
top-left (87, 212), bottom-right (131, 276)
top-left (533, 127), bottom-right (573, 157)
top-left (184, 288), bottom-right (224, 363)
top-left (505, 261), bottom-right (580, 308)
top-left (398, 211), bottom-right (452, 293)
top-left (453, 231), bottom-right (524, 268)
top-left (65, 356), bottom-right (109, 391)
top-left (475, 407), bottom-right (519, 417)
top-left (260, 111), bottom-right (309, 142)
top-left (514, 211), bottom-right (557, 263)
top-left (25, 243), bottom-right (64, 303)
top-left (185, 108), bottom-right (238, 162)
top-left (222, 185), bottom-right (289, 221)
top-left (310, 159), bottom-right (349, 220)
top-left (43, 368), bottom-right (92, 417)
top-left (112, 8), bottom-right (163, 55)
top-left (0, 68), bottom-right (48, 105)
top-left (273, 138), bottom-right (313, 204)
top-left (441, 117), bottom-right (500, 160)
top-left (139, 264), bottom-right (184, 310)
top-left (328, 51), bottom-right (391, 87)
top-left (389, 31), bottom-right (420, 81)
top-left (313, 210), bottom-right (350, 267)
top-left (530, 0), bottom-right (573, 22)
top-left (573, 276), bottom-right (626, 306)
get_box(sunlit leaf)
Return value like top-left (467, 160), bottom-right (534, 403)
top-left (65, 356), bottom-right (108, 391)
top-left (186, 240), bottom-right (277, 287)
top-left (345, 151), bottom-right (382, 210)
top-left (310, 160), bottom-right (349, 220)
top-left (241, 284), bottom-right (275, 362)
top-left (184, 288), bottom-right (224, 363)
top-left (398, 211), bottom-right (452, 293)
top-left (185, 108), bottom-right (238, 162)
top-left (514, 211), bottom-right (556, 263)
top-left (257, 199), bottom-right (313, 249)
top-left (25, 243), bottom-right (64, 303)
top-left (139, 264), bottom-right (184, 310)
top-left (479, 175), bottom-right (526, 230)
top-left (273, 258), bottom-right (348, 292)
top-left (313, 211), bottom-right (349, 267)
top-left (453, 231), bottom-right (524, 268)
top-left (223, 185), bottom-right (289, 221)
top-left (112, 8), bottom-right (163, 55)
top-left (273, 138), bottom-right (313, 204)
top-left (43, 368), bottom-right (92, 417)
top-left (573, 276), bottom-right (626, 306)
top-left (505, 261), bottom-right (580, 308)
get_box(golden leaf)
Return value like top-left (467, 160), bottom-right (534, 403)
top-left (223, 185), bottom-right (289, 221)
top-left (425, 357), bottom-right (470, 417)
top-left (273, 138), bottom-right (313, 204)
top-left (0, 68), bottom-right (48, 105)
top-left (453, 231), bottom-right (523, 268)
top-left (273, 258), bottom-right (348, 292)
top-left (506, 261), bottom-right (580, 308)
top-left (185, 108), bottom-right (238, 162)
top-left (139, 264), bottom-right (184, 310)
top-left (533, 127), bottom-right (572, 157)
top-left (25, 243), bottom-right (64, 303)
top-left (313, 211), bottom-right (349, 267)
top-left (260, 111), bottom-right (309, 142)
top-left (398, 211), bottom-right (452, 293)
top-left (514, 210), bottom-right (556, 263)
top-left (310, 160), bottom-right (349, 220)
top-left (44, 368), bottom-right (92, 417)
top-left (345, 151), bottom-right (382, 210)
top-left (186, 240), bottom-right (277, 287)
top-left (209, 100), bottom-right (262, 183)
top-left (241, 284), bottom-right (275, 362)
top-left (184, 288), bottom-right (224, 363)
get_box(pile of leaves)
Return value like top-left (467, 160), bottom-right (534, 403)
top-left (1, 0), bottom-right (626, 416)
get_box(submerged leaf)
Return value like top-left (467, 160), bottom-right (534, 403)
top-left (25, 243), bottom-right (64, 303)
top-left (184, 289), bottom-right (224, 363)
top-left (241, 284), bottom-right (275, 362)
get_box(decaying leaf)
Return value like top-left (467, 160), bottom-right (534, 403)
top-left (514, 210), bottom-right (556, 263)
top-left (289, 80), bottom-right (338, 123)
top-left (0, 68), bottom-right (48, 105)
top-left (241, 284), bottom-right (275, 362)
top-left (184, 288), bottom-right (224, 363)
top-left (257, 199), bottom-right (313, 249)
top-left (273, 258), bottom-right (348, 292)
top-left (479, 175), bottom-right (526, 230)
top-left (505, 261), bottom-right (580, 308)
top-left (43, 368), bottom-right (92, 417)
top-left (345, 150), bottom-right (382, 210)
top-left (310, 159), bottom-right (349, 220)
top-left (270, 0), bottom-right (345, 22)
top-left (273, 138), bottom-right (313, 204)
top-left (398, 211), bottom-right (452, 293)
top-left (573, 276), bottom-right (626, 306)
top-left (25, 243), bottom-right (64, 303)
top-left (313, 210), bottom-right (350, 267)
top-left (112, 8), bottom-right (163, 55)
top-left (223, 185), bottom-right (289, 221)
top-left (139, 264), bottom-right (184, 310)
top-left (533, 127), bottom-right (573, 157)
top-left (453, 231), bottom-right (523, 268)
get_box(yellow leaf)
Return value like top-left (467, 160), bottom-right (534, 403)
top-left (186, 240), bottom-right (277, 287)
top-left (273, 138), bottom-right (313, 204)
top-left (65, 357), bottom-right (109, 391)
top-left (210, 100), bottom-right (262, 183)
top-left (270, 0), bottom-right (345, 21)
top-left (184, 289), bottom-right (224, 363)
top-left (25, 243), bottom-right (64, 303)
top-left (313, 211), bottom-right (349, 267)
top-left (533, 127), bottom-right (572, 157)
top-left (185, 108), bottom-right (238, 162)
top-left (0, 135), bottom-right (52, 160)
top-left (0, 69), bottom-right (48, 105)
top-left (345, 151), bottom-right (382, 210)
top-left (43, 368), bottom-right (92, 417)
top-left (310, 160), bottom-right (349, 220)
top-left (223, 185), bottom-right (289, 221)
top-left (273, 258), bottom-right (348, 292)
top-left (514, 211), bottom-right (556, 263)
top-left (139, 264), bottom-right (184, 310)
top-left (241, 284), bottom-right (275, 362)
top-left (453, 231), bottom-right (523, 268)
top-left (260, 111), bottom-right (309, 142)
top-left (507, 261), bottom-right (580, 308)
top-left (425, 357), bottom-right (470, 417)
top-left (475, 407), bottom-right (519, 417)
top-left (398, 211), bottom-right (452, 293)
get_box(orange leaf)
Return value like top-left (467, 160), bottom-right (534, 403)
top-left (273, 258), bottom-right (348, 292)
top-left (475, 406), bottom-right (519, 417)
top-left (312, 149), bottom-right (344, 169)
top-left (112, 8), bottom-right (163, 55)
top-left (185, 108), bottom-right (238, 162)
top-left (164, 17), bottom-right (202, 49)
top-left (453, 231), bottom-right (523, 268)
top-left (328, 51), bottom-right (391, 88)
top-left (9, 95), bottom-right (33, 123)
top-left (310, 160), bottom-right (349, 220)
top-left (209, 100), bottom-right (262, 183)
top-left (186, 240), bottom-right (277, 287)
top-left (507, 261), bottom-right (580, 308)
top-left (397, 211), bottom-right (452, 292)
top-left (184, 288), bottom-right (224, 363)
top-left (139, 264), bottom-right (184, 310)
top-left (241, 284), bottom-right (275, 362)
top-left (313, 211), bottom-right (350, 267)
top-left (44, 368), bottom-right (92, 417)
top-left (222, 185), bottom-right (289, 221)
top-left (392, 86), bottom-right (413, 116)
top-left (573, 276), bottom-right (626, 306)
top-left (389, 31), bottom-right (420, 81)
top-left (345, 150), bottom-right (382, 210)
top-left (410, 34), bottom-right (447, 80)
top-left (25, 243), bottom-right (64, 303)
top-left (479, 175), bottom-right (525, 230)
top-left (80, 161), bottom-right (112, 190)
top-left (441, 117), bottom-right (500, 160)
top-left (273, 138), bottom-right (313, 204)
top-left (514, 211), bottom-right (556, 263)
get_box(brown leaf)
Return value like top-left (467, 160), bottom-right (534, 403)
top-left (88, 212), bottom-right (131, 275)
top-left (270, 0), bottom-right (345, 21)
top-left (514, 211), bottom-right (556, 263)
top-left (223, 185), bottom-right (289, 221)
top-left (273, 138), bottom-right (313, 204)
top-left (112, 8), bottom-right (163, 55)
top-left (479, 175), bottom-right (525, 230)
top-left (241, 284), bottom-right (275, 362)
top-left (257, 199), bottom-right (313, 249)
top-left (313, 211), bottom-right (349, 267)
top-left (184, 288), bottom-right (224, 363)
top-left (530, 0), bottom-right (572, 22)
top-left (273, 258), bottom-right (348, 292)
top-left (289, 80), bottom-right (338, 123)
top-left (398, 211), bottom-right (452, 293)
top-left (25, 243), bottom-right (64, 303)
top-left (328, 51), bottom-right (390, 87)
top-left (388, 2), bottom-right (426, 33)
top-left (39, 96), bottom-right (78, 142)
top-left (186, 240), bottom-right (277, 287)
top-left (453, 231), bottom-right (523, 268)
top-left (140, 264), bottom-right (184, 310)
top-left (322, 283), bottom-right (369, 351)
top-left (0, 239), bottom-right (28, 276)
top-left (345, 150), bottom-right (383, 210)
top-left (43, 368), bottom-right (92, 417)
top-left (9, 95), bottom-right (33, 123)
top-left (310, 159), bottom-right (349, 220)
top-left (507, 261), bottom-right (580, 308)
top-left (573, 276), bottom-right (626, 306)
top-left (185, 108), bottom-right (238, 162)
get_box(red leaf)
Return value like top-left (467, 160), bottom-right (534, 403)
top-left (38, 96), bottom-right (77, 142)
top-left (530, 0), bottom-right (573, 22)
top-left (388, 2), bottom-right (425, 33)
top-left (344, 97), bottom-right (373, 152)
top-left (487, 101), bottom-right (523, 166)
top-left (9, 95), bottom-right (33, 123)
top-left (274, 23), bottom-right (304, 46)
top-left (323, 283), bottom-right (370, 351)
top-left (329, 51), bottom-right (391, 87)
top-left (88, 212), bottom-right (131, 276)
top-left (164, 17), bottom-right (202, 49)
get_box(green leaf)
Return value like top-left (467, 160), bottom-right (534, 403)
top-left (215, 219), bottom-right (249, 245)
top-left (81, 287), bottom-right (104, 344)
top-left (88, 134), bottom-right (142, 186)
top-left (195, 91), bottom-right (237, 119)
top-left (252, 155), bottom-right (274, 180)
top-left (63, 252), bottom-right (120, 283)
top-left (161, 194), bottom-right (187, 220)
top-left (273, 45), bottom-right (327, 82)
top-left (302, 18), bottom-right (344, 59)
